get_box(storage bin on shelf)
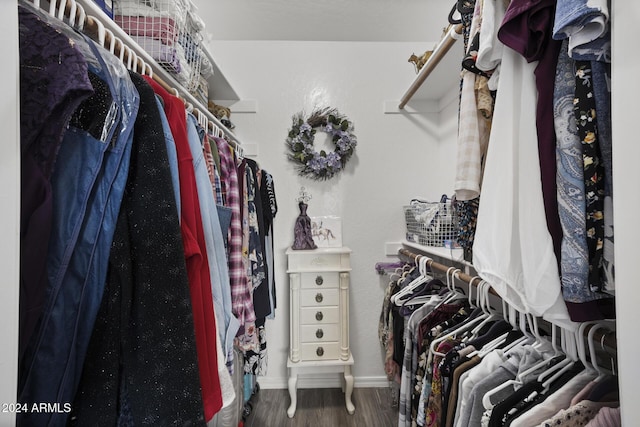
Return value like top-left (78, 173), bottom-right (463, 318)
top-left (403, 197), bottom-right (458, 247)
top-left (114, 0), bottom-right (211, 97)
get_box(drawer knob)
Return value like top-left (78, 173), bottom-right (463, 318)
top-left (315, 311), bottom-right (324, 321)
top-left (316, 329), bottom-right (324, 339)
top-left (316, 346), bottom-right (324, 357)
top-left (315, 293), bottom-right (324, 303)
top-left (315, 275), bottom-right (324, 285)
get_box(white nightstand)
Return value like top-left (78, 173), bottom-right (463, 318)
top-left (285, 247), bottom-right (355, 418)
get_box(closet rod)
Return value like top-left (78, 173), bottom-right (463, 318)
top-left (397, 247), bottom-right (499, 296)
top-left (398, 23), bottom-right (463, 110)
top-left (42, 0), bottom-right (244, 152)
top-left (398, 248), bottom-right (618, 351)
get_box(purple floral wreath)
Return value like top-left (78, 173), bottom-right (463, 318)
top-left (286, 108), bottom-right (357, 180)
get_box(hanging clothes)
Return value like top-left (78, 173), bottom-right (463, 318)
top-left (260, 169), bottom-right (278, 319)
top-left (70, 73), bottom-right (206, 426)
top-left (18, 2), bottom-right (94, 366)
top-left (553, 0), bottom-right (611, 61)
top-left (454, 0), bottom-right (490, 202)
top-left (472, 0), bottom-right (570, 323)
top-left (144, 76), bottom-right (223, 420)
top-left (214, 137), bottom-right (256, 331)
top-left (18, 4), bottom-right (140, 425)
top-left (186, 113), bottom-right (240, 372)
top-left (17, 1), bottom-right (280, 423)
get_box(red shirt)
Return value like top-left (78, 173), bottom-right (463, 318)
top-left (144, 77), bottom-right (222, 420)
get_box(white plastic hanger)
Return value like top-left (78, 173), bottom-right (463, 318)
top-left (499, 310), bottom-right (534, 355)
top-left (440, 267), bottom-right (464, 304)
top-left (539, 327), bottom-right (578, 389)
top-left (391, 256), bottom-right (425, 305)
top-left (389, 263), bottom-right (412, 282)
top-left (588, 321), bottom-right (616, 381)
top-left (467, 281), bottom-right (517, 357)
top-left (576, 321), bottom-right (599, 376)
top-left (64, 0), bottom-right (77, 27)
top-left (392, 256), bottom-right (432, 306)
top-left (429, 274), bottom-right (486, 357)
top-left (481, 313), bottom-right (556, 409)
top-left (394, 257), bottom-right (433, 306)
top-left (510, 317), bottom-right (559, 379)
top-left (480, 315), bottom-right (548, 411)
top-left (466, 280), bottom-right (501, 339)
top-left (467, 276), bottom-right (481, 309)
top-left (598, 327), bottom-right (617, 377)
top-left (471, 298), bottom-right (523, 358)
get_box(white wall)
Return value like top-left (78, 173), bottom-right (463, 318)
top-left (192, 0), bottom-right (452, 43)
top-left (210, 40), bottom-right (457, 387)
top-left (611, 0), bottom-right (640, 425)
top-left (1, 2), bottom-right (20, 426)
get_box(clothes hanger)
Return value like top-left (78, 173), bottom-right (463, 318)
top-left (480, 312), bottom-right (553, 411)
top-left (538, 326), bottom-right (579, 389)
top-left (402, 267), bottom-right (445, 306)
top-left (394, 267), bottom-right (412, 287)
top-left (482, 314), bottom-right (552, 409)
top-left (466, 296), bottom-right (515, 357)
top-left (429, 273), bottom-right (485, 357)
top-left (588, 322), bottom-right (616, 382)
top-left (391, 256), bottom-right (425, 304)
top-left (440, 267), bottom-right (465, 304)
top-left (448, 3), bottom-right (462, 24)
top-left (576, 321), bottom-right (599, 376)
top-left (201, 112), bottom-right (209, 131)
top-left (471, 297), bottom-right (522, 358)
top-left (466, 275), bottom-right (481, 309)
top-left (600, 331), bottom-right (617, 377)
top-left (63, 0), bottom-right (80, 28)
top-left (509, 315), bottom-right (560, 378)
top-left (402, 277), bottom-right (444, 307)
top-left (392, 256), bottom-right (433, 305)
top-left (389, 263), bottom-right (411, 282)
top-left (393, 261), bottom-right (434, 305)
top-left (500, 310), bottom-right (534, 355)
top-left (466, 280), bottom-right (501, 339)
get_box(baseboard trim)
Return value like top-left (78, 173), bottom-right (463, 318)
top-left (257, 375), bottom-right (389, 390)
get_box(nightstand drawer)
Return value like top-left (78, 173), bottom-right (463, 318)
top-left (300, 289), bottom-right (339, 307)
top-left (287, 250), bottom-right (351, 271)
top-left (301, 324), bottom-right (340, 342)
top-left (300, 342), bottom-right (340, 361)
top-left (300, 306), bottom-right (338, 324)
top-left (301, 272), bottom-right (339, 289)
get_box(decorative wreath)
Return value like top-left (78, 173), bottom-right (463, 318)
top-left (286, 108), bottom-right (357, 180)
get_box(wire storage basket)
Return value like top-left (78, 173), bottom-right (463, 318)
top-left (114, 0), bottom-right (207, 95)
top-left (404, 197), bottom-right (458, 247)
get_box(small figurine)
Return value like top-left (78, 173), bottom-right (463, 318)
top-left (408, 50), bottom-right (433, 74)
top-left (292, 187), bottom-right (317, 250)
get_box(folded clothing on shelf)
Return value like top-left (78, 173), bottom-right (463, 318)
top-left (131, 36), bottom-right (182, 73)
top-left (115, 15), bottom-right (178, 45)
top-left (114, 0), bottom-right (187, 19)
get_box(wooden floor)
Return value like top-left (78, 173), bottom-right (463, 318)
top-left (243, 387), bottom-right (398, 427)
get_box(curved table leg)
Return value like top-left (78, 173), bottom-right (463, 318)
top-left (344, 366), bottom-right (355, 415)
top-left (287, 371), bottom-right (298, 418)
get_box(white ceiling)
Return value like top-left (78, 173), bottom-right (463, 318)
top-left (195, 0), bottom-right (454, 42)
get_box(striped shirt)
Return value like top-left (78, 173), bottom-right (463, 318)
top-left (215, 137), bottom-right (255, 328)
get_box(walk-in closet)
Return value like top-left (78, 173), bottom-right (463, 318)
top-left (1, 0), bottom-right (637, 426)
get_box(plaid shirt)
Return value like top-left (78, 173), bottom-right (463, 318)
top-left (215, 138), bottom-right (256, 328)
top-left (214, 167), bottom-right (224, 206)
top-left (203, 134), bottom-right (217, 189)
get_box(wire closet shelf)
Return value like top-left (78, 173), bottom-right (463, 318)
top-left (29, 0), bottom-right (244, 154)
